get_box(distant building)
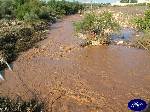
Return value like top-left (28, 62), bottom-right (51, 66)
top-left (138, 0), bottom-right (150, 3)
top-left (111, 0), bottom-right (150, 6)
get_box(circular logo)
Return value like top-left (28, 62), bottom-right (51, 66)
top-left (128, 99), bottom-right (148, 111)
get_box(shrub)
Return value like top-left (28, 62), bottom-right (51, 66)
top-left (15, 0), bottom-right (41, 21)
top-left (74, 12), bottom-right (119, 45)
top-left (38, 6), bottom-right (50, 20)
top-left (74, 13), bottom-right (96, 33)
top-left (133, 32), bottom-right (150, 50)
top-left (0, 0), bottom-right (15, 19)
top-left (38, 6), bottom-right (57, 23)
top-left (133, 10), bottom-right (150, 31)
top-left (0, 0), bottom-right (83, 21)
top-left (47, 0), bottom-right (83, 16)
top-left (23, 12), bottom-right (39, 21)
top-left (133, 9), bottom-right (150, 51)
top-left (75, 12), bottom-right (119, 35)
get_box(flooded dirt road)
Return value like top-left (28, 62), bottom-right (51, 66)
top-left (0, 15), bottom-right (150, 112)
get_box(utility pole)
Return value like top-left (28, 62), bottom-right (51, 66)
top-left (90, 0), bottom-right (93, 10)
top-left (129, 0), bottom-right (131, 3)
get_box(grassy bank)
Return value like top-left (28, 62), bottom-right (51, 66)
top-left (0, 20), bottom-right (49, 70)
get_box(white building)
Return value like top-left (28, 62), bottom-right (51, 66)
top-left (111, 0), bottom-right (150, 6)
top-left (138, 0), bottom-right (150, 3)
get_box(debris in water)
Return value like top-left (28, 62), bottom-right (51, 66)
top-left (0, 58), bottom-right (13, 71)
top-left (0, 71), bottom-right (4, 80)
top-left (117, 40), bottom-right (124, 45)
top-left (4, 61), bottom-right (13, 71)
top-left (91, 40), bottom-right (100, 46)
top-left (0, 75), bottom-right (4, 80)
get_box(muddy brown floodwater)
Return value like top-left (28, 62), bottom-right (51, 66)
top-left (1, 15), bottom-right (150, 112)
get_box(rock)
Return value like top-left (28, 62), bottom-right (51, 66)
top-left (60, 46), bottom-right (64, 51)
top-left (60, 45), bottom-right (74, 52)
top-left (136, 34), bottom-right (140, 37)
top-left (79, 40), bottom-right (89, 47)
top-left (0, 75), bottom-right (4, 80)
top-left (91, 40), bottom-right (100, 46)
top-left (77, 33), bottom-right (87, 39)
top-left (117, 40), bottom-right (124, 45)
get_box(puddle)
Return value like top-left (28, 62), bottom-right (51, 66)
top-left (111, 27), bottom-right (136, 41)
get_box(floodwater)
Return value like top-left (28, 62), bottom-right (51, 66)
top-left (0, 15), bottom-right (150, 112)
top-left (111, 28), bottom-right (135, 40)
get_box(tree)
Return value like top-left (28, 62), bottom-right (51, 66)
top-left (131, 0), bottom-right (137, 3)
top-left (120, 0), bottom-right (137, 3)
top-left (0, 0), bottom-right (15, 19)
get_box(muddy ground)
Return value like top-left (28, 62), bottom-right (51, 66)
top-left (0, 7), bottom-right (150, 112)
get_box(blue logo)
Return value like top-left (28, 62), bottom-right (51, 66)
top-left (128, 99), bottom-right (148, 111)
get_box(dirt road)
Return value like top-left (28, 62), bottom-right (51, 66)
top-left (0, 15), bottom-right (150, 112)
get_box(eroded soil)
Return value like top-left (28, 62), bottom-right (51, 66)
top-left (0, 15), bottom-right (150, 112)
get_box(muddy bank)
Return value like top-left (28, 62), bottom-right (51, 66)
top-left (0, 15), bottom-right (150, 112)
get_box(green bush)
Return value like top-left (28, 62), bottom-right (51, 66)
top-left (38, 6), bottom-right (50, 20)
top-left (0, 0), bottom-right (83, 21)
top-left (15, 0), bottom-right (41, 20)
top-left (23, 12), bottom-right (39, 21)
top-left (133, 10), bottom-right (150, 31)
top-left (38, 6), bottom-right (57, 23)
top-left (74, 12), bottom-right (119, 45)
top-left (75, 12), bottom-right (119, 35)
top-left (74, 13), bottom-right (96, 33)
top-left (133, 9), bottom-right (150, 51)
top-left (0, 0), bottom-right (15, 19)
top-left (47, 0), bottom-right (83, 16)
top-left (133, 31), bottom-right (150, 50)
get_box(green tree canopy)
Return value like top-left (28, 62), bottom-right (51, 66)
top-left (0, 0), bottom-right (84, 20)
top-left (120, 0), bottom-right (137, 3)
